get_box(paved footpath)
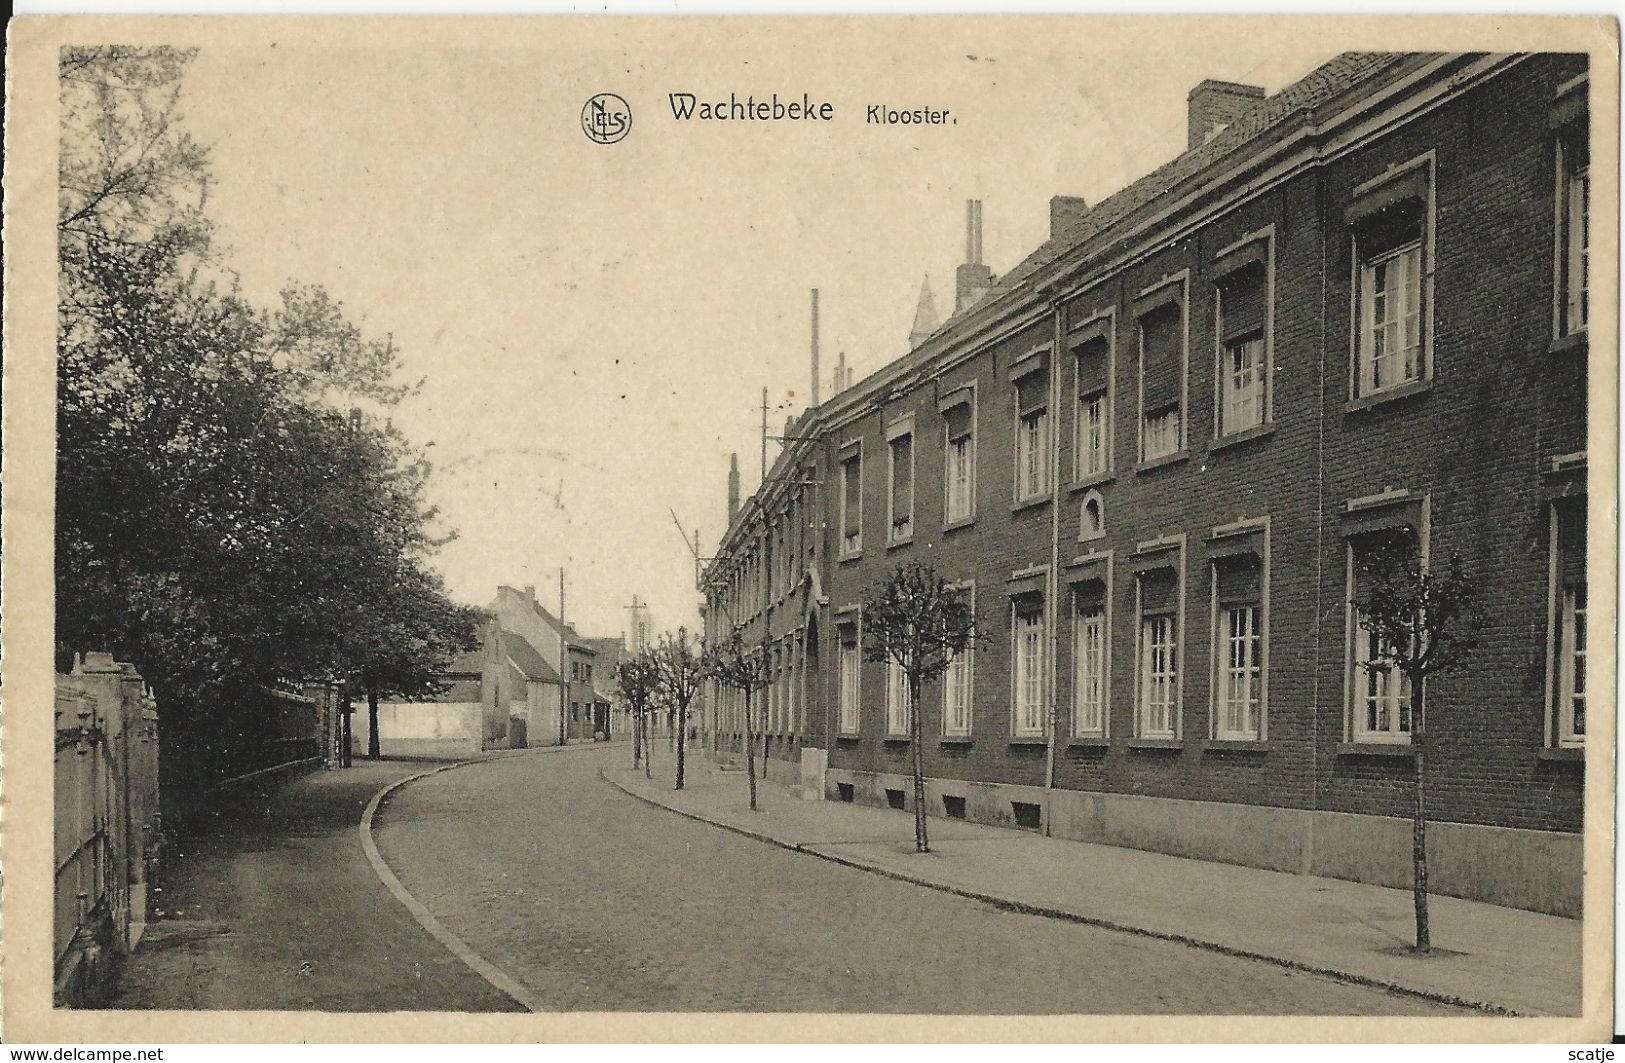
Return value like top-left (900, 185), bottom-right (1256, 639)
top-left (374, 745), bottom-right (1467, 1014)
top-left (607, 754), bottom-right (1581, 1017)
top-left (113, 757), bottom-right (527, 1012)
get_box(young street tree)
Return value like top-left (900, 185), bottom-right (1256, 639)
top-left (652, 627), bottom-right (705, 791)
top-left (861, 560), bottom-right (977, 854)
top-left (704, 629), bottom-right (773, 811)
top-left (616, 651), bottom-right (662, 776)
top-left (1353, 531), bottom-right (1479, 954)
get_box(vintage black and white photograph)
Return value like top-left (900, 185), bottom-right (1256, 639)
top-left (3, 13), bottom-right (1615, 1044)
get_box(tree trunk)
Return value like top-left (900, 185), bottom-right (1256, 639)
top-left (676, 700), bottom-right (687, 791)
top-left (643, 705), bottom-right (652, 780)
top-left (1411, 679), bottom-right (1430, 954)
top-left (632, 703), bottom-right (642, 768)
top-left (341, 696), bottom-right (353, 768)
top-left (910, 675), bottom-right (928, 853)
top-left (366, 677), bottom-right (381, 760)
top-left (743, 688), bottom-right (758, 811)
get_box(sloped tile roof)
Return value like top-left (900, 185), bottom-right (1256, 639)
top-left (928, 52), bottom-right (1414, 334)
top-left (502, 630), bottom-right (562, 683)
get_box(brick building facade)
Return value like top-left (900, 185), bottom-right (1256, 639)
top-left (703, 53), bottom-right (1592, 916)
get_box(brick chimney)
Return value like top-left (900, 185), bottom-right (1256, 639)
top-left (1187, 79), bottom-right (1264, 148)
top-left (955, 199), bottom-right (995, 314)
top-left (1049, 195), bottom-right (1089, 240)
top-left (727, 452), bottom-right (741, 521)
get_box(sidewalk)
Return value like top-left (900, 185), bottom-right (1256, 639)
top-left (111, 754), bottom-right (541, 1011)
top-left (604, 757), bottom-right (1581, 1017)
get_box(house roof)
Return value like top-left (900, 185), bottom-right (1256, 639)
top-left (501, 631), bottom-right (562, 684)
top-left (925, 52), bottom-right (1411, 339)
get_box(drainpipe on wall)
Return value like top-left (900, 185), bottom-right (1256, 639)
top-left (1043, 292), bottom-right (1065, 834)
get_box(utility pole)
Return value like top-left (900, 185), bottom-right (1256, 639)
top-left (558, 567), bottom-right (568, 747)
top-left (760, 386), bottom-right (769, 483)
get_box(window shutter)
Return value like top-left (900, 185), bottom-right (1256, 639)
top-left (944, 401), bottom-right (973, 441)
top-left (1219, 268), bottom-right (1266, 342)
top-left (1347, 170), bottom-right (1428, 258)
top-left (1557, 501), bottom-right (1587, 582)
top-left (1076, 335), bottom-right (1110, 396)
top-left (842, 457), bottom-right (862, 537)
top-left (891, 437), bottom-right (912, 518)
top-left (1139, 304), bottom-right (1183, 411)
top-left (1015, 368), bottom-right (1048, 415)
top-left (1214, 557), bottom-right (1262, 604)
top-left (1073, 578), bottom-right (1106, 613)
top-left (1139, 567), bottom-right (1177, 614)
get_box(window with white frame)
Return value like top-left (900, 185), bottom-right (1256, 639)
top-left (1213, 556), bottom-right (1264, 740)
top-left (1551, 500), bottom-right (1586, 746)
top-left (1012, 599), bottom-right (1047, 736)
top-left (945, 398), bottom-right (976, 522)
top-left (1075, 332), bottom-right (1110, 479)
top-left (1136, 567), bottom-right (1179, 738)
top-left (1215, 244), bottom-right (1270, 435)
top-left (1347, 536), bottom-right (1413, 743)
top-left (942, 582), bottom-right (975, 737)
top-left (888, 428), bottom-right (914, 542)
top-left (1072, 584), bottom-right (1107, 737)
top-left (885, 659), bottom-right (910, 735)
top-left (1348, 166), bottom-right (1430, 398)
top-left (839, 449), bottom-right (863, 555)
top-left (838, 628), bottom-right (861, 733)
top-left (1558, 121), bottom-right (1590, 337)
top-left (1013, 364), bottom-right (1050, 502)
top-left (1138, 299), bottom-right (1184, 461)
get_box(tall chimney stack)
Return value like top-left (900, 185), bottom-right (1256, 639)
top-left (810, 288), bottom-right (821, 407)
top-left (955, 199), bottom-right (995, 314)
top-left (727, 452), bottom-right (741, 521)
top-left (1187, 79), bottom-right (1264, 148)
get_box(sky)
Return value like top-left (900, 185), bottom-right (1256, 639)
top-left (172, 22), bottom-right (1337, 639)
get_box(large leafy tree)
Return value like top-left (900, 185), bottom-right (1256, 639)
top-left (861, 561), bottom-right (976, 853)
top-left (56, 46), bottom-right (471, 786)
top-left (1353, 531), bottom-right (1479, 954)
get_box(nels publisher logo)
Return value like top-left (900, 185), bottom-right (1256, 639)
top-left (582, 93), bottom-right (632, 145)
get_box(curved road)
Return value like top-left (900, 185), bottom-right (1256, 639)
top-left (372, 746), bottom-right (1465, 1015)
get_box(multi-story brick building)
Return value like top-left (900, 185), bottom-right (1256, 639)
top-left (703, 52), bottom-right (1592, 916)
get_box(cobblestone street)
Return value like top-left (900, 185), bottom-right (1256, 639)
top-left (373, 746), bottom-right (1470, 1014)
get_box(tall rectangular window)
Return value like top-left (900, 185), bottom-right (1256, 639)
top-left (1136, 567), bottom-right (1179, 738)
top-left (1348, 537), bottom-right (1412, 743)
top-left (1222, 338), bottom-right (1265, 434)
top-left (1012, 603), bottom-right (1046, 736)
top-left (1139, 616), bottom-right (1177, 738)
top-left (1072, 590), bottom-right (1106, 737)
top-left (838, 633), bottom-right (860, 733)
top-left (943, 393), bottom-right (976, 523)
top-left (1559, 127), bottom-right (1590, 337)
top-left (1014, 367), bottom-right (1050, 503)
top-left (1215, 245), bottom-right (1269, 436)
top-left (840, 450), bottom-right (863, 555)
top-left (1360, 242), bottom-right (1423, 393)
top-left (885, 659), bottom-right (909, 735)
top-left (888, 431), bottom-right (914, 542)
top-left (1213, 556), bottom-right (1264, 740)
top-left (1075, 333), bottom-right (1110, 479)
top-left (1348, 166), bottom-right (1430, 399)
top-left (1138, 300), bottom-right (1184, 460)
top-left (1551, 501), bottom-right (1587, 747)
top-left (944, 645), bottom-right (972, 737)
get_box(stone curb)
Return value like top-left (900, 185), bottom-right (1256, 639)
top-left (361, 743), bottom-right (620, 1013)
top-left (598, 768), bottom-right (1522, 1018)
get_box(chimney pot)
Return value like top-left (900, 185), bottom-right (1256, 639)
top-left (955, 199), bottom-right (995, 314)
top-left (1187, 79), bottom-right (1265, 149)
